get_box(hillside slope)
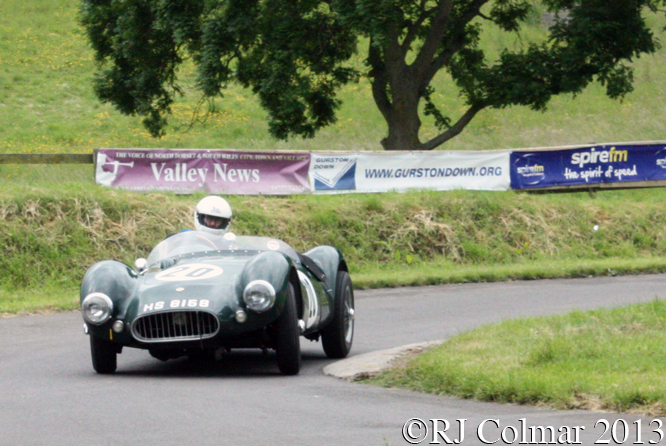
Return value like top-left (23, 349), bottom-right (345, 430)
top-left (1, 0), bottom-right (666, 156)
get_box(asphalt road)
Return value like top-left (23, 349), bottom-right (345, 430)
top-left (1, 274), bottom-right (665, 446)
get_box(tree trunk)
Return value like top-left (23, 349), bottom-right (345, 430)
top-left (381, 112), bottom-right (422, 151)
top-left (378, 84), bottom-right (423, 151)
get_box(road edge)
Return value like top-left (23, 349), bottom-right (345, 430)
top-left (322, 340), bottom-right (443, 381)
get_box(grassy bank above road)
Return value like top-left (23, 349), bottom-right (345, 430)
top-left (3, 178), bottom-right (666, 313)
top-left (372, 300), bottom-right (666, 416)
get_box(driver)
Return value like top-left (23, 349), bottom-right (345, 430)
top-left (194, 195), bottom-right (233, 235)
top-left (192, 195), bottom-right (326, 281)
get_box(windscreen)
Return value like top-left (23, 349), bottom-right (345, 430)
top-left (146, 231), bottom-right (299, 267)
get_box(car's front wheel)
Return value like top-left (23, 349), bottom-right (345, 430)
top-left (321, 270), bottom-right (354, 359)
top-left (275, 283), bottom-right (301, 375)
top-left (90, 336), bottom-right (117, 374)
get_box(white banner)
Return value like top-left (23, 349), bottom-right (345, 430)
top-left (310, 151), bottom-right (510, 193)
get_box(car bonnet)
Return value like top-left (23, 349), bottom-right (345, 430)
top-left (134, 255), bottom-right (249, 318)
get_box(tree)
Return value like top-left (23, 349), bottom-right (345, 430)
top-left (80, 0), bottom-right (664, 151)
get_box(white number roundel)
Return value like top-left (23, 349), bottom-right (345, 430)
top-left (155, 263), bottom-right (223, 282)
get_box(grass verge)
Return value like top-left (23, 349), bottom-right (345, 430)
top-left (353, 257), bottom-right (666, 289)
top-left (371, 300), bottom-right (666, 416)
top-left (0, 285), bottom-right (79, 317)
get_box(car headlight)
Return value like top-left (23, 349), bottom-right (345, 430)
top-left (81, 293), bottom-right (114, 325)
top-left (243, 280), bottom-right (276, 313)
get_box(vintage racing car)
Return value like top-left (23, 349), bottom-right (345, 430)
top-left (80, 231), bottom-right (355, 375)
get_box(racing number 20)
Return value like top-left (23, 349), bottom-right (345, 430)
top-left (155, 263), bottom-right (224, 282)
top-left (160, 266), bottom-right (213, 279)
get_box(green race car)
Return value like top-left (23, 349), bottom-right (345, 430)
top-left (80, 231), bottom-right (354, 375)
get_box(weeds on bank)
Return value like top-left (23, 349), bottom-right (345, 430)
top-left (2, 184), bottom-right (666, 296)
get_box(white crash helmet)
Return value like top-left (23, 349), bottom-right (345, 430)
top-left (194, 196), bottom-right (233, 235)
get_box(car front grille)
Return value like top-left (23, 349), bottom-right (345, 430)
top-left (132, 311), bottom-right (219, 343)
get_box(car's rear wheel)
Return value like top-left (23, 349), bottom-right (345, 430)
top-left (275, 283), bottom-right (301, 375)
top-left (321, 270), bottom-right (354, 359)
top-left (90, 336), bottom-right (117, 374)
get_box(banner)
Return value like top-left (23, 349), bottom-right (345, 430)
top-left (94, 144), bottom-right (666, 195)
top-left (95, 149), bottom-right (310, 195)
top-left (310, 151), bottom-right (510, 193)
top-left (511, 143), bottom-right (666, 189)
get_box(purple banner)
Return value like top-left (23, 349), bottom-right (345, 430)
top-left (95, 149), bottom-right (310, 195)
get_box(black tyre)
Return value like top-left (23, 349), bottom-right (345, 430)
top-left (275, 283), bottom-right (301, 375)
top-left (90, 336), bottom-right (117, 374)
top-left (321, 270), bottom-right (354, 359)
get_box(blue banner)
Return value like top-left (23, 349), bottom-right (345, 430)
top-left (510, 143), bottom-right (666, 189)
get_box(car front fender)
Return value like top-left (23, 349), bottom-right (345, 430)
top-left (80, 260), bottom-right (139, 336)
top-left (237, 250), bottom-right (293, 314)
top-left (302, 245), bottom-right (345, 295)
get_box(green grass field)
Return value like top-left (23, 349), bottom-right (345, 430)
top-left (3, 0), bottom-right (666, 415)
top-left (373, 299), bottom-right (666, 416)
top-left (2, 0), bottom-right (666, 161)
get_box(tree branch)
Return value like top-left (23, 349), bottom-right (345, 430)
top-left (420, 103), bottom-right (485, 150)
top-left (410, 0), bottom-right (454, 76)
top-left (423, 0), bottom-right (488, 87)
top-left (401, 0), bottom-right (435, 53)
top-left (367, 38), bottom-right (392, 122)
top-left (477, 12), bottom-right (493, 21)
top-left (412, 0), bottom-right (489, 84)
